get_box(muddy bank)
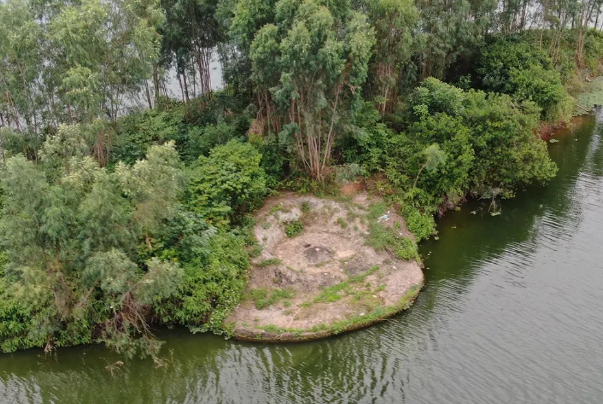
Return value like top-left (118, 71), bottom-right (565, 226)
top-left (226, 193), bottom-right (424, 342)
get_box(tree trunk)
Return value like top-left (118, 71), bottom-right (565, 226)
top-left (182, 71), bottom-right (190, 103)
top-left (413, 163), bottom-right (427, 190)
top-left (177, 73), bottom-right (186, 104)
top-left (152, 64), bottom-right (160, 106)
top-left (145, 80), bottom-right (153, 109)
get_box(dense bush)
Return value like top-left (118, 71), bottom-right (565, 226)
top-left (386, 78), bottom-right (557, 211)
top-left (477, 39), bottom-right (574, 122)
top-left (339, 101), bottom-right (394, 172)
top-left (112, 91), bottom-right (251, 165)
top-left (186, 140), bottom-right (267, 225)
top-left (0, 126), bottom-right (252, 357)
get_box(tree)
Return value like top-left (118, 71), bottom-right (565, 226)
top-left (0, 0), bottom-right (43, 133)
top-left (225, 0), bottom-right (277, 95)
top-left (364, 0), bottom-right (418, 114)
top-left (414, 0), bottom-right (495, 80)
top-left (387, 78), bottom-right (556, 209)
top-left (0, 0), bottom-right (163, 134)
top-left (413, 143), bottom-right (447, 189)
top-left (251, 0), bottom-right (375, 181)
top-left (0, 126), bottom-right (186, 357)
top-left (160, 0), bottom-right (223, 103)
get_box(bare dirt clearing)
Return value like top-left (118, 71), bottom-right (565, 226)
top-left (227, 192), bottom-right (424, 341)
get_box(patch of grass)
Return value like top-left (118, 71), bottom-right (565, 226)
top-left (251, 284), bottom-right (423, 338)
top-left (257, 258), bottom-right (282, 267)
top-left (258, 324), bottom-right (283, 333)
top-left (301, 201), bottom-right (311, 212)
top-left (285, 220), bottom-right (304, 237)
top-left (248, 288), bottom-right (296, 309)
top-left (348, 265), bottom-right (379, 282)
top-left (261, 222), bottom-right (272, 230)
top-left (249, 244), bottom-right (263, 258)
top-left (336, 217), bottom-right (347, 228)
top-left (269, 205), bottom-right (283, 215)
top-left (328, 284), bottom-right (422, 334)
top-left (368, 202), bottom-right (388, 221)
top-left (367, 222), bottom-right (420, 261)
top-left (313, 266), bottom-right (379, 303)
top-left (313, 282), bottom-right (348, 303)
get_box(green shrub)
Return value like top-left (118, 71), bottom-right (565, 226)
top-left (186, 140), bottom-right (267, 225)
top-left (112, 91), bottom-right (251, 166)
top-left (301, 201), bottom-right (311, 212)
top-left (402, 206), bottom-right (436, 242)
top-left (257, 258), bottom-right (282, 267)
top-left (367, 222), bottom-right (420, 261)
top-left (477, 38), bottom-right (573, 122)
top-left (168, 231), bottom-right (250, 333)
top-left (285, 220), bottom-right (304, 237)
top-left (393, 78), bottom-right (557, 208)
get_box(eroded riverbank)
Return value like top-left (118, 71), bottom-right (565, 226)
top-left (228, 193), bottom-right (424, 341)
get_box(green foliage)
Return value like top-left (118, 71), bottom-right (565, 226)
top-left (0, 125), bottom-right (253, 356)
top-left (249, 132), bottom-right (288, 190)
top-left (168, 231), bottom-right (250, 333)
top-left (0, 0), bottom-right (163, 130)
top-left (401, 206), bottom-right (436, 242)
top-left (339, 101), bottom-right (394, 171)
top-left (301, 201), bottom-right (311, 212)
top-left (365, 0), bottom-right (418, 113)
top-left (478, 38), bottom-right (574, 122)
top-left (313, 265), bottom-right (379, 303)
top-left (257, 258), bottom-right (282, 267)
top-left (0, 128), bottom-right (188, 356)
top-left (112, 93), bottom-right (251, 165)
top-left (250, 0), bottom-right (376, 180)
top-left (186, 140), bottom-right (267, 225)
top-left (285, 220), bottom-right (304, 237)
top-left (248, 287), bottom-right (295, 309)
top-left (366, 223), bottom-right (420, 261)
top-left (387, 78), bottom-right (557, 215)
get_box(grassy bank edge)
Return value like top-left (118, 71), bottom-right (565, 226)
top-left (230, 282), bottom-right (424, 343)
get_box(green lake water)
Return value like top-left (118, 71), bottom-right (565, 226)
top-left (1, 115), bottom-right (603, 404)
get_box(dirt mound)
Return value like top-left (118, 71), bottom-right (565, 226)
top-left (227, 193), bottom-right (424, 342)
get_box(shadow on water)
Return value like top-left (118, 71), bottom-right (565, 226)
top-left (1, 116), bottom-right (603, 404)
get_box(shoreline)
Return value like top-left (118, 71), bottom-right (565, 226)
top-left (232, 283), bottom-right (423, 342)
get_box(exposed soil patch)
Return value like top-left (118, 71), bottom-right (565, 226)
top-left (227, 192), bottom-right (424, 342)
